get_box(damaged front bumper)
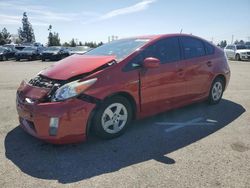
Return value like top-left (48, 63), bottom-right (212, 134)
top-left (16, 80), bottom-right (96, 144)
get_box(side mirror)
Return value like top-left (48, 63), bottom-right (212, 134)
top-left (143, 57), bottom-right (160, 68)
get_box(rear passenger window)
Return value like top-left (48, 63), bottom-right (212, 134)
top-left (204, 42), bottom-right (214, 55)
top-left (144, 37), bottom-right (181, 63)
top-left (181, 37), bottom-right (205, 59)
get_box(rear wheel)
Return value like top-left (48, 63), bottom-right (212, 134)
top-left (208, 78), bottom-right (224, 104)
top-left (235, 54), bottom-right (241, 61)
top-left (92, 96), bottom-right (132, 139)
top-left (2, 55), bottom-right (7, 61)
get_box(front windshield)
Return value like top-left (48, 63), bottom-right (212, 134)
top-left (85, 38), bottom-right (150, 61)
top-left (47, 47), bottom-right (61, 51)
top-left (236, 45), bottom-right (246, 50)
top-left (23, 47), bottom-right (37, 51)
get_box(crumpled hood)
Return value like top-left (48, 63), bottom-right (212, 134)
top-left (41, 54), bottom-right (116, 80)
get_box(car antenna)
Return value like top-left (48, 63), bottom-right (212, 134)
top-left (180, 29), bottom-right (183, 34)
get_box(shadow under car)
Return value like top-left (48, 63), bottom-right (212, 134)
top-left (5, 99), bottom-right (245, 184)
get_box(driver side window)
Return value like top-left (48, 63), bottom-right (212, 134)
top-left (124, 37), bottom-right (181, 71)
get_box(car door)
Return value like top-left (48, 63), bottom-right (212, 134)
top-left (226, 45), bottom-right (236, 59)
top-left (138, 37), bottom-right (186, 115)
top-left (180, 36), bottom-right (213, 100)
top-left (231, 45), bottom-right (237, 58)
top-left (224, 45), bottom-right (232, 58)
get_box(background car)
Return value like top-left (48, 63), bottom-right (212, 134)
top-left (15, 46), bottom-right (43, 61)
top-left (224, 44), bottom-right (250, 61)
top-left (69, 46), bottom-right (92, 55)
top-left (0, 46), bottom-right (16, 61)
top-left (41, 46), bottom-right (70, 61)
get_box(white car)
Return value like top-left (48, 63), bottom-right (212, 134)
top-left (224, 44), bottom-right (250, 61)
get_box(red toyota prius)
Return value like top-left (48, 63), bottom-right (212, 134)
top-left (16, 34), bottom-right (230, 144)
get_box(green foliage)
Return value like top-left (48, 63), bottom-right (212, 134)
top-left (83, 41), bottom-right (103, 48)
top-left (218, 40), bottom-right (227, 48)
top-left (18, 12), bottom-right (35, 43)
top-left (47, 25), bottom-right (61, 46)
top-left (0, 28), bottom-right (11, 45)
top-left (69, 38), bottom-right (77, 47)
top-left (62, 42), bottom-right (70, 47)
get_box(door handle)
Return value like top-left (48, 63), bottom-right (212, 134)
top-left (177, 68), bottom-right (184, 76)
top-left (206, 61), bottom-right (212, 67)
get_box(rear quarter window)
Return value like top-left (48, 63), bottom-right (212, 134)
top-left (204, 42), bottom-right (215, 55)
top-left (181, 37), bottom-right (206, 59)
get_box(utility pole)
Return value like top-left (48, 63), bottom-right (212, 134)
top-left (231, 35), bottom-right (234, 44)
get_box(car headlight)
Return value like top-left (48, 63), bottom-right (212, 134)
top-left (52, 78), bottom-right (97, 102)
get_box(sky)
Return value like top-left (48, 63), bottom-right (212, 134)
top-left (0, 0), bottom-right (250, 45)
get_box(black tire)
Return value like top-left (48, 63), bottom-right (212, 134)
top-left (235, 54), bottom-right (241, 61)
top-left (2, 55), bottom-right (7, 61)
top-left (208, 77), bottom-right (224, 105)
top-left (42, 58), bottom-right (45, 61)
top-left (92, 96), bottom-right (133, 139)
top-left (16, 58), bottom-right (20, 61)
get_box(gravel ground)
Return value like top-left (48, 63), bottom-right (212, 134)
top-left (0, 60), bottom-right (249, 188)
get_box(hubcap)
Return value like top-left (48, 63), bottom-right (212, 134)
top-left (212, 82), bottom-right (223, 101)
top-left (101, 103), bottom-right (128, 134)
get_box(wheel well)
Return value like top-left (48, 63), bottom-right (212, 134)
top-left (86, 92), bottom-right (137, 137)
top-left (215, 74), bottom-right (226, 90)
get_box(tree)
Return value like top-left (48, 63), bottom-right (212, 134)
top-left (62, 42), bottom-right (70, 47)
top-left (219, 40), bottom-right (227, 48)
top-left (69, 38), bottom-right (76, 47)
top-left (239, 40), bottom-right (244, 44)
top-left (78, 41), bottom-right (83, 46)
top-left (47, 25), bottom-right (61, 46)
top-left (234, 40), bottom-right (239, 44)
top-left (0, 28), bottom-right (11, 45)
top-left (98, 41), bottom-right (103, 46)
top-left (18, 12), bottom-right (35, 43)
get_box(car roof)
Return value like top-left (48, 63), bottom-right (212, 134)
top-left (128, 33), bottom-right (202, 40)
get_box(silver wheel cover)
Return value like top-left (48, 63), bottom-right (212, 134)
top-left (212, 81), bottom-right (223, 101)
top-left (101, 103), bottom-right (128, 134)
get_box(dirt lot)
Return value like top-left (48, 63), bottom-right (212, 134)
top-left (0, 60), bottom-right (250, 188)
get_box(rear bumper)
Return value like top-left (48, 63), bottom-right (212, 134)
top-left (16, 96), bottom-right (96, 144)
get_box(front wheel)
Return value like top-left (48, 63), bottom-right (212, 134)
top-left (2, 55), bottom-right (7, 61)
top-left (208, 78), bottom-right (224, 105)
top-left (235, 54), bottom-right (241, 61)
top-left (92, 96), bottom-right (132, 139)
